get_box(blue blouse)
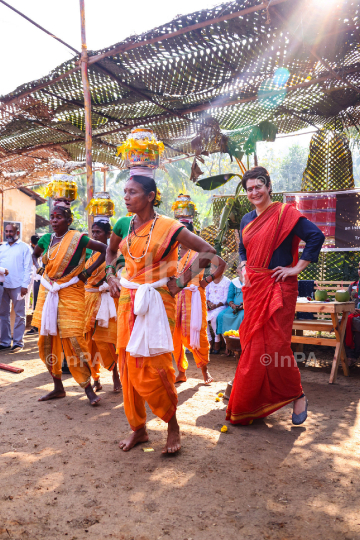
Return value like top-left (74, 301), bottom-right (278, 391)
top-left (239, 211), bottom-right (325, 269)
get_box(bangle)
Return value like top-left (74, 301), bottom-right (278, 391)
top-left (81, 270), bottom-right (88, 280)
top-left (106, 274), bottom-right (116, 282)
top-left (105, 265), bottom-right (116, 273)
top-left (210, 273), bottom-right (216, 281)
top-left (176, 278), bottom-right (186, 289)
top-left (205, 275), bottom-right (212, 283)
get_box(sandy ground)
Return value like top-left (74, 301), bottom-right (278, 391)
top-left (1, 336), bottom-right (360, 540)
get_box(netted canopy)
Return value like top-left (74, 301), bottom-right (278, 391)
top-left (0, 0), bottom-right (359, 187)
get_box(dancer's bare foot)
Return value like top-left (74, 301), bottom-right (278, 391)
top-left (38, 378), bottom-right (66, 401)
top-left (119, 427), bottom-right (149, 452)
top-left (201, 365), bottom-right (213, 385)
top-left (112, 365), bottom-right (122, 392)
top-left (38, 389), bottom-right (66, 401)
top-left (162, 414), bottom-right (181, 454)
top-left (175, 371), bottom-right (187, 383)
top-left (293, 395), bottom-right (306, 415)
top-left (92, 379), bottom-right (102, 392)
top-left (85, 384), bottom-right (101, 406)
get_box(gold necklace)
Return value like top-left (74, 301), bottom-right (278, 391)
top-left (177, 249), bottom-right (191, 275)
top-left (127, 212), bottom-right (159, 263)
top-left (47, 231), bottom-right (69, 261)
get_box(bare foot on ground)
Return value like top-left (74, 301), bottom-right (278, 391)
top-left (85, 385), bottom-right (101, 406)
top-left (38, 389), bottom-right (66, 401)
top-left (201, 366), bottom-right (214, 385)
top-left (119, 427), bottom-right (149, 452)
top-left (162, 415), bottom-right (181, 454)
top-left (38, 379), bottom-right (66, 401)
top-left (293, 395), bottom-right (306, 415)
top-left (93, 379), bottom-right (102, 392)
top-left (112, 365), bottom-right (122, 392)
top-left (175, 371), bottom-right (187, 383)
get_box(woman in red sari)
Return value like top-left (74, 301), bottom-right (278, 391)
top-left (226, 167), bottom-right (325, 426)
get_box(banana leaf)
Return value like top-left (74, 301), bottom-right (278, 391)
top-left (196, 173), bottom-right (242, 191)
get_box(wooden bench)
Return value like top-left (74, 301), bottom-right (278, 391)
top-left (292, 301), bottom-right (355, 383)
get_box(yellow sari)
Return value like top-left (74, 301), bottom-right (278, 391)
top-left (32, 230), bottom-right (92, 388)
top-left (117, 215), bottom-right (183, 431)
top-left (84, 252), bottom-right (117, 381)
top-left (173, 249), bottom-right (209, 371)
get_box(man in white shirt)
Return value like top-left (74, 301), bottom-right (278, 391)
top-left (0, 224), bottom-right (33, 352)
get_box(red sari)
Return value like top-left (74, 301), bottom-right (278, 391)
top-left (226, 202), bottom-right (304, 425)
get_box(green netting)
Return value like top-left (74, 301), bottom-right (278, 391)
top-left (298, 251), bottom-right (359, 281)
top-left (301, 130), bottom-right (355, 191)
top-left (0, 0), bottom-right (359, 188)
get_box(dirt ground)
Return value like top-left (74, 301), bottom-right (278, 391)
top-left (1, 335), bottom-right (360, 540)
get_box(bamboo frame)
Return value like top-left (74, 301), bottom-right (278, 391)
top-left (0, 0), bottom-right (292, 108)
top-left (5, 64), bottom-right (359, 161)
top-left (79, 0), bottom-right (93, 232)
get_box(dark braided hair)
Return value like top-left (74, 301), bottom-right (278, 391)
top-left (129, 175), bottom-right (160, 206)
top-left (92, 220), bottom-right (111, 234)
top-left (52, 205), bottom-right (72, 220)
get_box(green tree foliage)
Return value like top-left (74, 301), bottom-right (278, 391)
top-left (32, 141), bottom-right (330, 233)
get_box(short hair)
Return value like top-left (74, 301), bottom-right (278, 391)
top-left (31, 234), bottom-right (40, 244)
top-left (241, 166), bottom-right (272, 194)
top-left (5, 223), bottom-right (19, 231)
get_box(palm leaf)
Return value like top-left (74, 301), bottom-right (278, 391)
top-left (196, 173), bottom-right (242, 191)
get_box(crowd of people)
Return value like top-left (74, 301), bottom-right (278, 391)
top-left (3, 165), bottom-right (350, 454)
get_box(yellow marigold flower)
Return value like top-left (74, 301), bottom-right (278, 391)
top-left (218, 392), bottom-right (224, 397)
top-left (215, 397), bottom-right (220, 402)
top-left (220, 425), bottom-right (228, 433)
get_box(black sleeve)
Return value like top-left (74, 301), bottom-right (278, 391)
top-left (293, 217), bottom-right (325, 263)
top-left (238, 217), bottom-right (247, 263)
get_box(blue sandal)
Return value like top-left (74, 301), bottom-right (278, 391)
top-left (292, 396), bottom-right (308, 425)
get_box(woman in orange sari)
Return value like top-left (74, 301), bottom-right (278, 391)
top-left (32, 201), bottom-right (106, 405)
top-left (84, 218), bottom-right (121, 393)
top-left (173, 223), bottom-right (226, 384)
top-left (106, 175), bottom-right (224, 453)
top-left (226, 167), bottom-right (325, 426)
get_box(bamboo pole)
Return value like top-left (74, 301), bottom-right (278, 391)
top-left (0, 190), bottom-right (4, 242)
top-left (79, 0), bottom-right (93, 232)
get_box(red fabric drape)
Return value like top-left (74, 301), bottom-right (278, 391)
top-left (226, 202), bottom-right (304, 425)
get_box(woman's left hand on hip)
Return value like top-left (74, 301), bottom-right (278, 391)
top-left (271, 266), bottom-right (297, 282)
top-left (168, 276), bottom-right (181, 297)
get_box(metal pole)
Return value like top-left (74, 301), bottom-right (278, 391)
top-left (102, 168), bottom-right (107, 191)
top-left (79, 0), bottom-right (93, 233)
top-left (1, 190), bottom-right (4, 242)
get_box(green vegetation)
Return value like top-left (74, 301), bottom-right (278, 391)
top-left (34, 139), bottom-right (359, 234)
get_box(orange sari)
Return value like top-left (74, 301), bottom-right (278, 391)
top-left (117, 215), bottom-right (183, 431)
top-left (226, 202), bottom-right (303, 425)
top-left (32, 230), bottom-right (92, 388)
top-left (173, 249), bottom-right (209, 371)
top-left (84, 252), bottom-right (117, 381)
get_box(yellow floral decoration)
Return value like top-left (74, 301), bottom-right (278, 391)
top-left (224, 330), bottom-right (239, 337)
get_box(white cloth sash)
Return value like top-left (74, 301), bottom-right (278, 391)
top-left (183, 284), bottom-right (202, 349)
top-left (95, 282), bottom-right (117, 328)
top-left (40, 275), bottom-right (79, 336)
top-left (120, 276), bottom-right (173, 358)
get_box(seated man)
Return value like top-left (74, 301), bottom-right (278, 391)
top-left (206, 272), bottom-right (231, 354)
top-left (345, 266), bottom-right (360, 367)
